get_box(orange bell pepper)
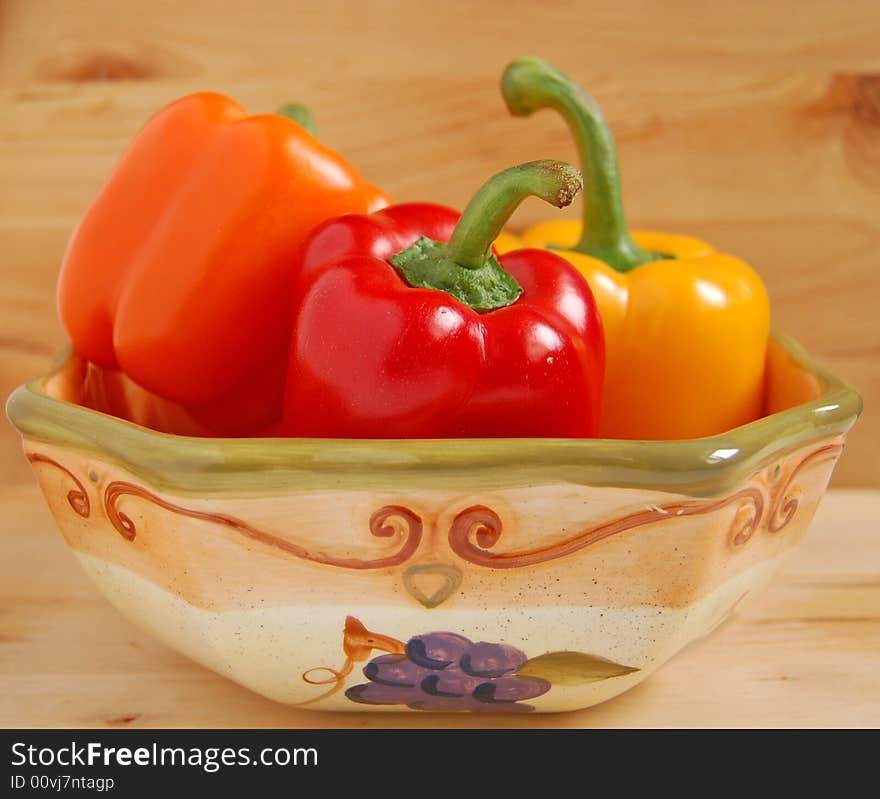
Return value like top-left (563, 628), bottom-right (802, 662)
top-left (57, 93), bottom-right (388, 433)
top-left (498, 57), bottom-right (770, 440)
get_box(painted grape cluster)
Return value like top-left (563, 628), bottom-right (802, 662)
top-left (346, 631), bottom-right (550, 712)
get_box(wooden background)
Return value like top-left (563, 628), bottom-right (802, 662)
top-left (2, 1), bottom-right (879, 487)
top-left (1, 0), bottom-right (878, 487)
top-left (0, 0), bottom-right (878, 730)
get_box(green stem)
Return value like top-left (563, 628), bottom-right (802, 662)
top-left (501, 56), bottom-right (659, 272)
top-left (448, 159), bottom-right (583, 269)
top-left (276, 103), bottom-right (316, 136)
top-left (390, 160), bottom-right (582, 312)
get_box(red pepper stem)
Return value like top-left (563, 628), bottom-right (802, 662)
top-left (501, 57), bottom-right (659, 272)
top-left (447, 160), bottom-right (583, 269)
top-left (276, 103), bottom-right (317, 136)
top-left (390, 161), bottom-right (582, 312)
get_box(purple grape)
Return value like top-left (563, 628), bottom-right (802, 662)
top-left (418, 670), bottom-right (481, 697)
top-left (346, 683), bottom-right (420, 706)
top-left (473, 675), bottom-right (550, 704)
top-left (420, 674), bottom-right (464, 697)
top-left (406, 632), bottom-right (472, 670)
top-left (345, 629), bottom-right (552, 712)
top-left (460, 642), bottom-right (528, 678)
top-left (363, 654), bottom-right (423, 687)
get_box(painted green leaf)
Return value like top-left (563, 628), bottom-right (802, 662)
top-left (516, 651), bottom-right (639, 686)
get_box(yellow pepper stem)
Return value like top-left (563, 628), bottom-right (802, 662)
top-left (501, 56), bottom-right (661, 272)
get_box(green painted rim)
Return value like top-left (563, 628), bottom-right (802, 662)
top-left (5, 333), bottom-right (861, 497)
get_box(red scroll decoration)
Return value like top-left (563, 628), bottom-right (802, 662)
top-left (102, 480), bottom-right (422, 569)
top-left (25, 442), bottom-right (842, 572)
top-left (26, 453), bottom-right (90, 518)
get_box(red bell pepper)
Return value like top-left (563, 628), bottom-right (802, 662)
top-left (282, 160), bottom-right (605, 438)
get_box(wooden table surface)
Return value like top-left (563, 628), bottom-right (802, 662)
top-left (1, 486), bottom-right (877, 729)
top-left (1, 1), bottom-right (878, 729)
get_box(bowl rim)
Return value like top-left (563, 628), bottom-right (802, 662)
top-left (6, 332), bottom-right (862, 497)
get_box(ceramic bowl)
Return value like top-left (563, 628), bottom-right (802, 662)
top-left (6, 334), bottom-right (861, 714)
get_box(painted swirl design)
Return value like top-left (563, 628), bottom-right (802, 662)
top-left (767, 444), bottom-right (843, 533)
top-left (728, 491), bottom-right (765, 546)
top-left (27, 439), bottom-right (841, 574)
top-left (103, 481), bottom-right (422, 570)
top-left (449, 486), bottom-right (767, 569)
top-left (26, 453), bottom-right (90, 518)
top-left (297, 616), bottom-right (406, 707)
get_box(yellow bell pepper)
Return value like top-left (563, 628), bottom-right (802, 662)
top-left (499, 57), bottom-right (770, 440)
top-left (492, 230), bottom-right (522, 255)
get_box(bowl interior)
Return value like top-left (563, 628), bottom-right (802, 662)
top-left (6, 333), bottom-right (862, 499)
top-left (39, 336), bottom-right (829, 435)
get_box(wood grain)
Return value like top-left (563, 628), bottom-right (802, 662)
top-left (1, 485), bottom-right (877, 728)
top-left (1, 0), bottom-right (878, 490)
